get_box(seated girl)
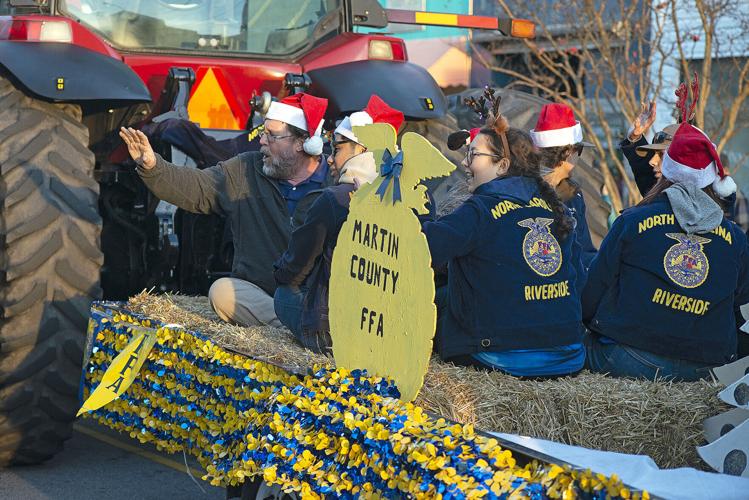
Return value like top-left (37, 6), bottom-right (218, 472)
top-left (422, 94), bottom-right (586, 378)
top-left (530, 103), bottom-right (597, 268)
top-left (582, 118), bottom-right (749, 381)
top-left (272, 96), bottom-right (403, 353)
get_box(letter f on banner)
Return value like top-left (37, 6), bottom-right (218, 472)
top-left (77, 328), bottom-right (158, 417)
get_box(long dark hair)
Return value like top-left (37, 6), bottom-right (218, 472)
top-left (638, 177), bottom-right (725, 210)
top-left (480, 126), bottom-right (575, 241)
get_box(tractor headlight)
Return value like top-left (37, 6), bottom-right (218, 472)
top-left (368, 40), bottom-right (394, 60)
top-left (40, 21), bottom-right (73, 43)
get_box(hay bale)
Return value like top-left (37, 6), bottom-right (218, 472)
top-left (126, 292), bottom-right (730, 469)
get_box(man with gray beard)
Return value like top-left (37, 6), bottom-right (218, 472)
top-left (119, 93), bottom-right (332, 327)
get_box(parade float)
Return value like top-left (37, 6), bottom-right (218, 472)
top-left (77, 122), bottom-right (748, 498)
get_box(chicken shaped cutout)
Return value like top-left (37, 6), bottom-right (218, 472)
top-left (328, 123), bottom-right (455, 401)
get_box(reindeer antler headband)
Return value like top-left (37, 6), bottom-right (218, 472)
top-left (464, 86), bottom-right (510, 160)
top-left (675, 72), bottom-right (699, 124)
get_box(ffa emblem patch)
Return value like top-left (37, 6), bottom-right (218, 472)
top-left (664, 233), bottom-right (710, 288)
top-left (518, 217), bottom-right (562, 277)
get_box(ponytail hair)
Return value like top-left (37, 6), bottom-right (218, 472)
top-left (480, 126), bottom-right (575, 241)
top-left (639, 176), bottom-right (727, 212)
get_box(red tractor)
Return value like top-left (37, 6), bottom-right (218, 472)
top-left (0, 0), bottom-right (535, 465)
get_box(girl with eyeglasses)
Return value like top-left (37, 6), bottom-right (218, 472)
top-left (530, 103), bottom-right (597, 268)
top-left (273, 96), bottom-right (402, 353)
top-left (421, 94), bottom-right (586, 378)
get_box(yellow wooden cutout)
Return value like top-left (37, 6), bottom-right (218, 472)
top-left (351, 123), bottom-right (398, 169)
top-left (329, 124), bottom-right (455, 401)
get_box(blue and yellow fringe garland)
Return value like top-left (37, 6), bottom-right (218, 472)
top-left (81, 302), bottom-right (647, 499)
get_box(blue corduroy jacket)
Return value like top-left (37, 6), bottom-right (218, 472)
top-left (274, 184), bottom-right (354, 334)
top-left (582, 195), bottom-right (749, 365)
top-left (422, 176), bottom-right (586, 359)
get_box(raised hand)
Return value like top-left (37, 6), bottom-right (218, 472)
top-left (119, 127), bottom-right (156, 169)
top-left (629, 100), bottom-right (657, 141)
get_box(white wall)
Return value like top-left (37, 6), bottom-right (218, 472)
top-left (652, 0), bottom-right (749, 132)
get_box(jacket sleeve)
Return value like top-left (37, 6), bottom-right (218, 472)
top-left (735, 233), bottom-right (749, 307)
top-left (137, 153), bottom-right (237, 215)
top-left (722, 193), bottom-right (738, 222)
top-left (416, 189), bottom-right (437, 224)
top-left (273, 193), bottom-right (334, 287)
top-left (566, 225), bottom-right (587, 296)
top-left (619, 136), bottom-right (657, 196)
top-left (568, 192), bottom-right (597, 269)
top-left (422, 200), bottom-right (483, 268)
top-left (582, 214), bottom-right (627, 323)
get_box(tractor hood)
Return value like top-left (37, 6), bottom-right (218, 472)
top-left (307, 59), bottom-right (447, 121)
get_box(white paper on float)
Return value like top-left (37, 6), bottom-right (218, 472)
top-left (703, 407), bottom-right (749, 443)
top-left (713, 357), bottom-right (749, 387)
top-left (698, 417), bottom-right (749, 477)
top-left (719, 373), bottom-right (749, 408)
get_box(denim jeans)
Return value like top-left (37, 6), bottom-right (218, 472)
top-left (273, 285), bottom-right (332, 354)
top-left (274, 285), bottom-right (305, 335)
top-left (435, 286), bottom-right (582, 379)
top-left (584, 333), bottom-right (714, 381)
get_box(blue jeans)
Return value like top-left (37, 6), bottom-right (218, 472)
top-left (274, 285), bottom-right (304, 336)
top-left (584, 333), bottom-right (714, 381)
top-left (273, 285), bottom-right (332, 354)
top-left (435, 286), bottom-right (582, 378)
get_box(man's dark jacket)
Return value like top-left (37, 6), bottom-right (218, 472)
top-left (137, 152), bottom-right (333, 295)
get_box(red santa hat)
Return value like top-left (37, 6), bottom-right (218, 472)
top-left (265, 93), bottom-right (328, 155)
top-left (530, 103), bottom-right (586, 148)
top-left (661, 122), bottom-right (736, 197)
top-left (334, 95), bottom-right (404, 145)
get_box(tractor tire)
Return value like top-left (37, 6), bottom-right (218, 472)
top-left (400, 112), bottom-right (467, 206)
top-left (0, 77), bottom-right (103, 466)
top-left (448, 88), bottom-right (610, 245)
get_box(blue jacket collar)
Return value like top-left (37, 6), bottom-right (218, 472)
top-left (473, 176), bottom-right (540, 204)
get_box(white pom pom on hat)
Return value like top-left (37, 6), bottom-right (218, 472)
top-left (660, 122), bottom-right (736, 197)
top-left (302, 135), bottom-right (323, 156)
top-left (713, 174), bottom-right (737, 198)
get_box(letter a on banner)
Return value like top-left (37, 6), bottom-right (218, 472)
top-left (77, 328), bottom-right (158, 416)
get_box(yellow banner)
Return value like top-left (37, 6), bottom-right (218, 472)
top-left (77, 327), bottom-right (158, 417)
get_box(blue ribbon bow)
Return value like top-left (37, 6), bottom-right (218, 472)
top-left (376, 149), bottom-right (403, 204)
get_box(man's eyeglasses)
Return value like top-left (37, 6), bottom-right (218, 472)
top-left (653, 131), bottom-right (673, 144)
top-left (261, 130), bottom-right (295, 142)
top-left (465, 149), bottom-right (501, 163)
